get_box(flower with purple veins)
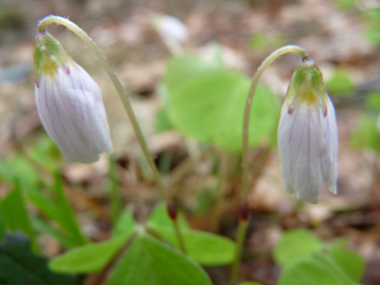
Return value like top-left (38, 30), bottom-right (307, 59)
top-left (33, 32), bottom-right (113, 164)
top-left (277, 59), bottom-right (338, 203)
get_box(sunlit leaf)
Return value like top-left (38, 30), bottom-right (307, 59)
top-left (278, 254), bottom-right (345, 285)
top-left (107, 235), bottom-right (212, 285)
top-left (148, 203), bottom-right (189, 230)
top-left (50, 231), bottom-right (134, 273)
top-left (329, 243), bottom-right (365, 283)
top-left (150, 225), bottom-right (235, 265)
top-left (274, 228), bottom-right (323, 268)
top-left (165, 55), bottom-right (281, 152)
top-left (0, 180), bottom-right (34, 239)
top-left (113, 207), bottom-right (136, 237)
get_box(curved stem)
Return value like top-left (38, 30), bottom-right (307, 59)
top-left (229, 45), bottom-right (310, 285)
top-left (241, 45), bottom-right (309, 202)
top-left (38, 15), bottom-right (186, 253)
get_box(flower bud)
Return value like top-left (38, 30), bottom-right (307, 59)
top-left (277, 59), bottom-right (338, 203)
top-left (33, 32), bottom-right (113, 163)
top-left (152, 13), bottom-right (188, 54)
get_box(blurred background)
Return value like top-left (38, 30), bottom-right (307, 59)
top-left (1, 0), bottom-right (380, 284)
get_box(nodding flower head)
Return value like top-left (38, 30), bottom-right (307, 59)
top-left (33, 32), bottom-right (113, 164)
top-left (277, 59), bottom-right (338, 203)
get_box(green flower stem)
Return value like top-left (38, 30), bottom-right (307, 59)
top-left (229, 219), bottom-right (248, 285)
top-left (230, 45), bottom-right (310, 285)
top-left (37, 15), bottom-right (186, 253)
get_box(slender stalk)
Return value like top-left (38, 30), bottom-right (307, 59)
top-left (210, 150), bottom-right (230, 232)
top-left (38, 15), bottom-right (186, 253)
top-left (229, 45), bottom-right (310, 285)
top-left (109, 155), bottom-right (122, 222)
top-left (229, 219), bottom-right (248, 285)
top-left (173, 214), bottom-right (187, 254)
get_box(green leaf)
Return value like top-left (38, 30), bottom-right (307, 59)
top-left (278, 255), bottom-right (345, 285)
top-left (155, 84), bottom-right (174, 133)
top-left (151, 225), bottom-right (235, 265)
top-left (107, 235), bottom-right (212, 285)
top-left (52, 173), bottom-right (88, 246)
top-left (148, 203), bottom-right (189, 230)
top-left (32, 217), bottom-right (75, 249)
top-left (350, 114), bottom-right (380, 151)
top-left (0, 233), bottom-right (76, 285)
top-left (165, 55), bottom-right (281, 152)
top-left (325, 69), bottom-right (355, 95)
top-left (148, 203), bottom-right (235, 265)
top-left (0, 180), bottom-right (34, 239)
top-left (29, 135), bottom-right (61, 172)
top-left (274, 229), bottom-right (323, 267)
top-left (113, 207), bottom-right (136, 237)
top-left (329, 243), bottom-right (365, 283)
top-left (0, 206), bottom-right (4, 242)
top-left (50, 231), bottom-right (135, 273)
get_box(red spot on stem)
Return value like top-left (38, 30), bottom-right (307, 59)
top-left (167, 203), bottom-right (178, 221)
top-left (239, 202), bottom-right (249, 221)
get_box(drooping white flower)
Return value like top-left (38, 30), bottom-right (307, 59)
top-left (33, 32), bottom-right (113, 164)
top-left (151, 13), bottom-right (188, 54)
top-left (277, 59), bottom-right (338, 203)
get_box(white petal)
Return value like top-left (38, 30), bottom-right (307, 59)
top-left (35, 63), bottom-right (113, 164)
top-left (60, 64), bottom-right (113, 154)
top-left (321, 96), bottom-right (338, 194)
top-left (278, 103), bottom-right (324, 203)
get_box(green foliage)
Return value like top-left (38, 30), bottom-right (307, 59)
top-left (325, 69), bottom-right (355, 95)
top-left (0, 180), bottom-right (34, 240)
top-left (29, 135), bottom-right (61, 172)
top-left (350, 114), bottom-right (379, 151)
top-left (165, 55), bottom-right (281, 152)
top-left (0, 233), bottom-right (76, 285)
top-left (152, 227), bottom-right (235, 266)
top-left (48, 207), bottom-right (136, 274)
top-left (0, 208), bottom-right (4, 242)
top-left (113, 207), bottom-right (136, 237)
top-left (239, 282), bottom-right (264, 285)
top-left (278, 253), bottom-right (347, 285)
top-left (50, 232), bottom-right (134, 273)
top-left (148, 204), bottom-right (189, 230)
top-left (335, 0), bottom-right (356, 11)
top-left (50, 173), bottom-right (88, 246)
top-left (155, 84), bottom-right (173, 133)
top-left (274, 229), bottom-right (323, 267)
top-left (148, 204), bottom-right (235, 265)
top-left (365, 92), bottom-right (380, 112)
top-left (363, 7), bottom-right (380, 45)
top-left (275, 229), bottom-right (365, 285)
top-left (107, 234), bottom-right (212, 285)
top-left (0, 154), bottom-right (87, 248)
top-left (328, 240), bottom-right (365, 283)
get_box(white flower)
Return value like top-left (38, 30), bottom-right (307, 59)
top-left (277, 60), bottom-right (338, 203)
top-left (152, 14), bottom-right (188, 54)
top-left (34, 33), bottom-right (113, 164)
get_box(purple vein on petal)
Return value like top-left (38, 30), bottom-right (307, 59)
top-left (78, 71), bottom-right (95, 137)
top-left (53, 81), bottom-right (82, 156)
top-left (44, 77), bottom-right (61, 142)
top-left (288, 105), bottom-right (300, 144)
